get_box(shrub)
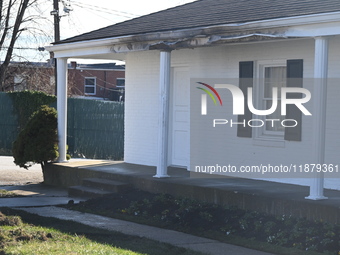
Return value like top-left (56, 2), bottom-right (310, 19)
top-left (12, 105), bottom-right (59, 169)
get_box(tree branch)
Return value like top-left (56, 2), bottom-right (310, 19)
top-left (0, 0), bottom-right (14, 49)
top-left (0, 0), bottom-right (30, 89)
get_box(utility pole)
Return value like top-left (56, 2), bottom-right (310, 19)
top-left (51, 0), bottom-right (60, 95)
top-left (51, 0), bottom-right (72, 95)
top-left (53, 0), bottom-right (60, 42)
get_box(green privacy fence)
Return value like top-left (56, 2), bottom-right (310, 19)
top-left (0, 93), bottom-right (124, 160)
top-left (0, 94), bottom-right (19, 155)
top-left (66, 98), bottom-right (124, 160)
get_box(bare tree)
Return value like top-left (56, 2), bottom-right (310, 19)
top-left (0, 0), bottom-right (51, 91)
top-left (4, 61), bottom-right (55, 94)
top-left (4, 61), bottom-right (82, 96)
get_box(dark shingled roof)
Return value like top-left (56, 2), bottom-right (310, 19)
top-left (56, 0), bottom-right (340, 44)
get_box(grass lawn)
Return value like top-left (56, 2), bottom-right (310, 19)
top-left (0, 208), bottom-right (204, 255)
top-left (0, 190), bottom-right (18, 198)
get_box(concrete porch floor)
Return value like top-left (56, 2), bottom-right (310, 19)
top-left (44, 159), bottom-right (340, 224)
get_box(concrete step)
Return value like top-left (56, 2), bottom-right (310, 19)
top-left (82, 178), bottom-right (131, 193)
top-left (68, 185), bottom-right (113, 198)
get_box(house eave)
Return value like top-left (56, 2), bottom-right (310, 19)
top-left (46, 11), bottom-right (340, 56)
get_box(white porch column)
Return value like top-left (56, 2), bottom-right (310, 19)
top-left (57, 57), bottom-right (68, 162)
top-left (306, 37), bottom-right (329, 200)
top-left (154, 50), bottom-right (171, 178)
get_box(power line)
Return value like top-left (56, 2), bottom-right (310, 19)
top-left (70, 1), bottom-right (138, 19)
top-left (71, 4), bottom-right (118, 23)
top-left (71, 0), bottom-right (138, 17)
top-left (71, 3), bottom-right (133, 19)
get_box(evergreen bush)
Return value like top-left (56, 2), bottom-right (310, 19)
top-left (12, 105), bottom-right (59, 170)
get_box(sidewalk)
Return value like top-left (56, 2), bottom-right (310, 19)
top-left (0, 156), bottom-right (43, 185)
top-left (18, 206), bottom-right (273, 255)
top-left (0, 156), bottom-right (82, 206)
top-left (0, 183), bottom-right (83, 207)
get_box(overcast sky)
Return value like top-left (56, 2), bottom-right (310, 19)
top-left (6, 0), bottom-right (196, 63)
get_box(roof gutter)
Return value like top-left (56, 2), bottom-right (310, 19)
top-left (46, 11), bottom-right (340, 53)
top-left (124, 34), bottom-right (293, 52)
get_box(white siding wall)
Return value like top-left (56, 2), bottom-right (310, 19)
top-left (124, 50), bottom-right (160, 166)
top-left (124, 37), bottom-right (340, 189)
top-left (325, 36), bottom-right (340, 163)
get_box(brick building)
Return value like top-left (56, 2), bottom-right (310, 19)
top-left (69, 62), bottom-right (125, 101)
top-left (3, 62), bottom-right (55, 95)
top-left (4, 61), bottom-right (125, 101)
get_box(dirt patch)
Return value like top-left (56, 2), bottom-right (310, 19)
top-left (0, 212), bottom-right (22, 226)
top-left (65, 189), bottom-right (340, 255)
top-left (0, 212), bottom-right (53, 251)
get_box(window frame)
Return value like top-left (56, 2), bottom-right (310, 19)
top-left (13, 74), bottom-right (27, 91)
top-left (254, 60), bottom-right (287, 141)
top-left (116, 78), bottom-right (125, 87)
top-left (84, 77), bottom-right (96, 95)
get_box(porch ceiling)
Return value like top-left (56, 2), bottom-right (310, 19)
top-left (50, 45), bottom-right (127, 60)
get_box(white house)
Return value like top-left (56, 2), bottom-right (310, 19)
top-left (46, 0), bottom-right (340, 200)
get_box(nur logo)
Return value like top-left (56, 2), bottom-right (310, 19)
top-left (196, 82), bottom-right (223, 115)
top-left (196, 82), bottom-right (312, 116)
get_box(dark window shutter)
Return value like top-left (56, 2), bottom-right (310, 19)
top-left (237, 61), bottom-right (253, 138)
top-left (284, 59), bottom-right (303, 141)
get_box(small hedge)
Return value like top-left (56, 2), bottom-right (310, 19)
top-left (12, 105), bottom-right (59, 169)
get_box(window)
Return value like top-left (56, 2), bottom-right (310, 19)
top-left (84, 77), bottom-right (96, 95)
top-left (256, 61), bottom-right (286, 139)
top-left (263, 66), bottom-right (286, 134)
top-left (238, 59), bottom-right (303, 142)
top-left (116, 78), bottom-right (125, 87)
top-left (14, 75), bottom-right (26, 91)
top-left (50, 76), bottom-right (55, 86)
